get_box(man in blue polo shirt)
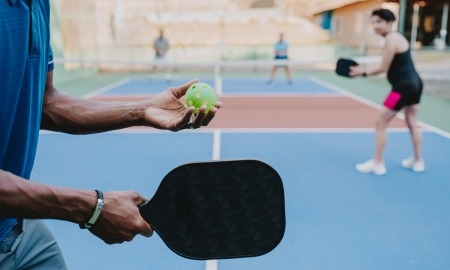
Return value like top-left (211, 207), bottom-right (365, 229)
top-left (0, 1), bottom-right (221, 269)
top-left (267, 33), bottom-right (293, 86)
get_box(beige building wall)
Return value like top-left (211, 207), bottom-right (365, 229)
top-left (51, 0), bottom-right (329, 62)
top-left (328, 1), bottom-right (399, 53)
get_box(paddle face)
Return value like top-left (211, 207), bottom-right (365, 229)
top-left (336, 58), bottom-right (359, 77)
top-left (139, 159), bottom-right (285, 260)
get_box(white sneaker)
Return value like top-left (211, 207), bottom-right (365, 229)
top-left (355, 159), bottom-right (387, 175)
top-left (401, 157), bottom-right (425, 173)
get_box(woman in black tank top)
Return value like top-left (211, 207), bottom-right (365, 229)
top-left (387, 49), bottom-right (423, 93)
top-left (349, 8), bottom-right (425, 175)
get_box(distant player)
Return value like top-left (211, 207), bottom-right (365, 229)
top-left (268, 33), bottom-right (293, 86)
top-left (350, 9), bottom-right (424, 175)
top-left (151, 29), bottom-right (171, 82)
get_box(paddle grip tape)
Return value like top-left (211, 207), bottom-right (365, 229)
top-left (80, 190), bottom-right (104, 229)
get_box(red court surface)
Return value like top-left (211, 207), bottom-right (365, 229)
top-left (91, 95), bottom-right (407, 129)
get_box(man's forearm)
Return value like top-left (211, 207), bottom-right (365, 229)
top-left (41, 90), bottom-right (146, 134)
top-left (0, 170), bottom-right (96, 223)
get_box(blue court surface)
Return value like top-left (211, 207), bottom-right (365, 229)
top-left (100, 78), bottom-right (337, 95)
top-left (32, 130), bottom-right (450, 270)
top-left (30, 77), bottom-right (450, 270)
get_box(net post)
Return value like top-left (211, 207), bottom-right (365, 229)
top-left (214, 63), bottom-right (223, 96)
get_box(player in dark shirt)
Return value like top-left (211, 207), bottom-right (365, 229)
top-left (350, 9), bottom-right (424, 175)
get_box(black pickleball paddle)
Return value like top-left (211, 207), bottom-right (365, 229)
top-left (336, 58), bottom-right (359, 77)
top-left (138, 159), bottom-right (286, 260)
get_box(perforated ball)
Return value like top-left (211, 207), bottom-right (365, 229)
top-left (185, 83), bottom-right (217, 114)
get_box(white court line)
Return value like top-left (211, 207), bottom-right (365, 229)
top-left (95, 93), bottom-right (346, 98)
top-left (90, 93), bottom-right (343, 99)
top-left (82, 78), bottom-right (131, 98)
top-left (214, 128), bottom-right (412, 133)
top-left (220, 93), bottom-right (342, 98)
top-left (308, 77), bottom-right (389, 109)
top-left (40, 127), bottom-right (427, 135)
top-left (212, 129), bottom-right (221, 160)
top-left (310, 77), bottom-right (450, 139)
top-left (205, 260), bottom-right (218, 270)
top-left (39, 129), bottom-right (212, 135)
top-left (205, 130), bottom-right (221, 270)
top-left (40, 73), bottom-right (446, 137)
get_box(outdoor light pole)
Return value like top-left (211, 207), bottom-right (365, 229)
top-left (399, 0), bottom-right (407, 34)
top-left (439, 2), bottom-right (449, 50)
top-left (411, 3), bottom-right (419, 49)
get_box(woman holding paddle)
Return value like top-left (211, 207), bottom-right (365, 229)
top-left (349, 8), bottom-right (424, 175)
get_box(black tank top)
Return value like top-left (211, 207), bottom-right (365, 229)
top-left (387, 49), bottom-right (421, 89)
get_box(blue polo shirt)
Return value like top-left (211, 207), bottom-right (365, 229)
top-left (274, 41), bottom-right (288, 57)
top-left (0, 0), bottom-right (54, 241)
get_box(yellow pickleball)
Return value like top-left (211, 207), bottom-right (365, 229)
top-left (185, 83), bottom-right (217, 114)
